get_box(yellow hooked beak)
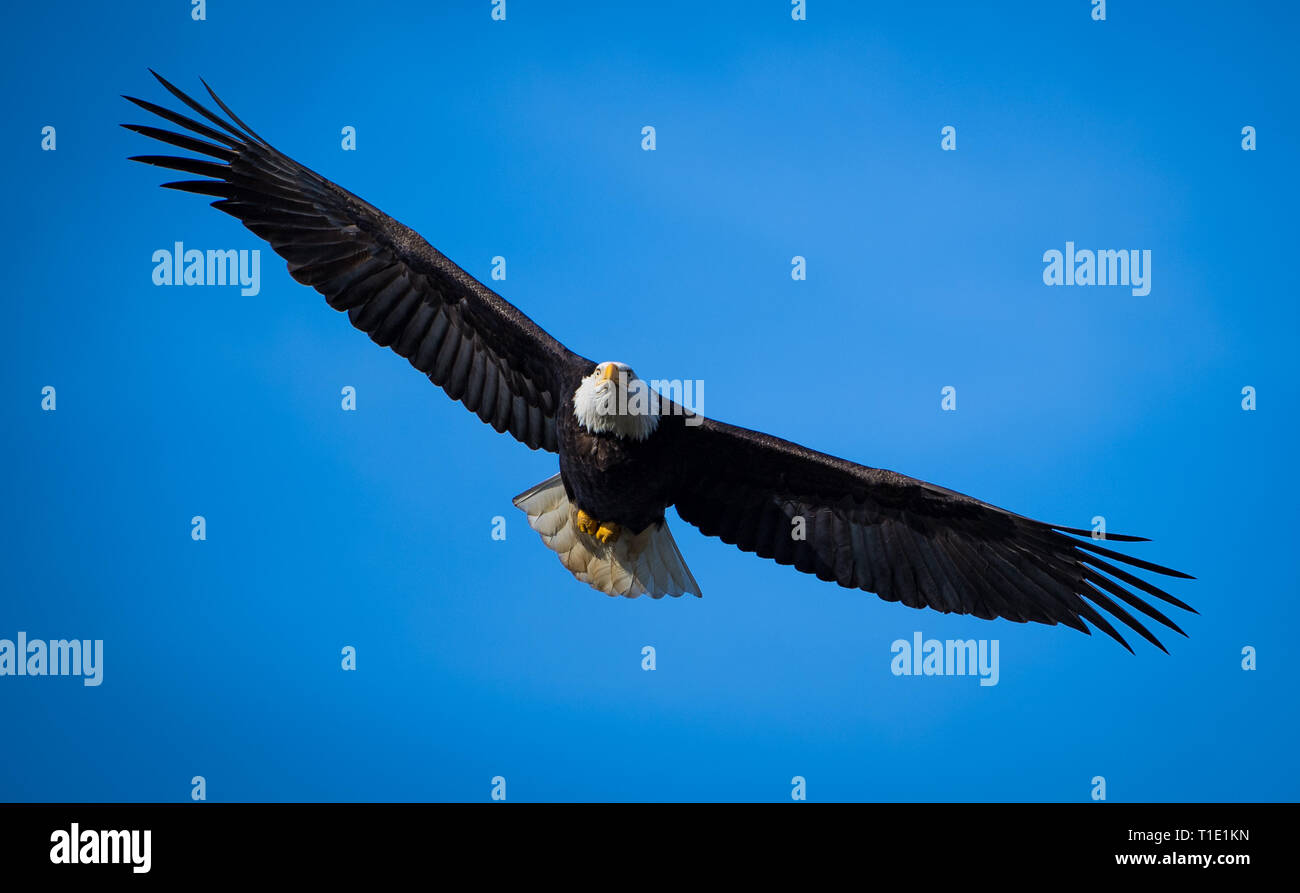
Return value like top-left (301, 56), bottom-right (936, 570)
top-left (600, 363), bottom-right (618, 382)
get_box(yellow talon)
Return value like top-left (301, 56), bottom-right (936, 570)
top-left (595, 521), bottom-right (622, 544)
top-left (576, 509), bottom-right (599, 536)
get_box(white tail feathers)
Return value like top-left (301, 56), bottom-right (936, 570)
top-left (512, 474), bottom-right (702, 599)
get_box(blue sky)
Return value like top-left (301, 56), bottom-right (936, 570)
top-left (1, 0), bottom-right (1296, 801)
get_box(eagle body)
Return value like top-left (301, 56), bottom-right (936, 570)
top-left (556, 389), bottom-right (676, 535)
top-left (522, 362), bottom-right (701, 599)
top-left (124, 73), bottom-right (1197, 650)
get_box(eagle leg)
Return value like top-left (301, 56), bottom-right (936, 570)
top-left (595, 521), bottom-right (622, 544)
top-left (576, 509), bottom-right (600, 537)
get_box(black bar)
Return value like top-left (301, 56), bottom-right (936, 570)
top-left (0, 802), bottom-right (1281, 879)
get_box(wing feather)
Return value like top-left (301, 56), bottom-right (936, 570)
top-left (124, 72), bottom-right (591, 452)
top-left (671, 417), bottom-right (1194, 650)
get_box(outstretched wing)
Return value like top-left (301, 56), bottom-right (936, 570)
top-left (671, 417), bottom-right (1195, 651)
top-left (123, 71), bottom-right (590, 452)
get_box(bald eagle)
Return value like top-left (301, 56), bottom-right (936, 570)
top-left (124, 73), bottom-right (1194, 651)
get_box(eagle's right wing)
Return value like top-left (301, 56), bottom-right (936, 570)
top-left (670, 416), bottom-right (1195, 651)
top-left (124, 71), bottom-right (591, 452)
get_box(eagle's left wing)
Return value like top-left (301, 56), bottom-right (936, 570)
top-left (123, 72), bottom-right (591, 452)
top-left (669, 417), bottom-right (1195, 651)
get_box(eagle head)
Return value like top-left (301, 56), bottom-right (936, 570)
top-left (573, 361), bottom-right (660, 441)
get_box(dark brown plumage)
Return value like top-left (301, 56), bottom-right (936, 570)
top-left (124, 71), bottom-right (587, 453)
top-left (664, 416), bottom-right (1194, 651)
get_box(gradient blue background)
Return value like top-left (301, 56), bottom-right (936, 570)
top-left (2, 1), bottom-right (1296, 801)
